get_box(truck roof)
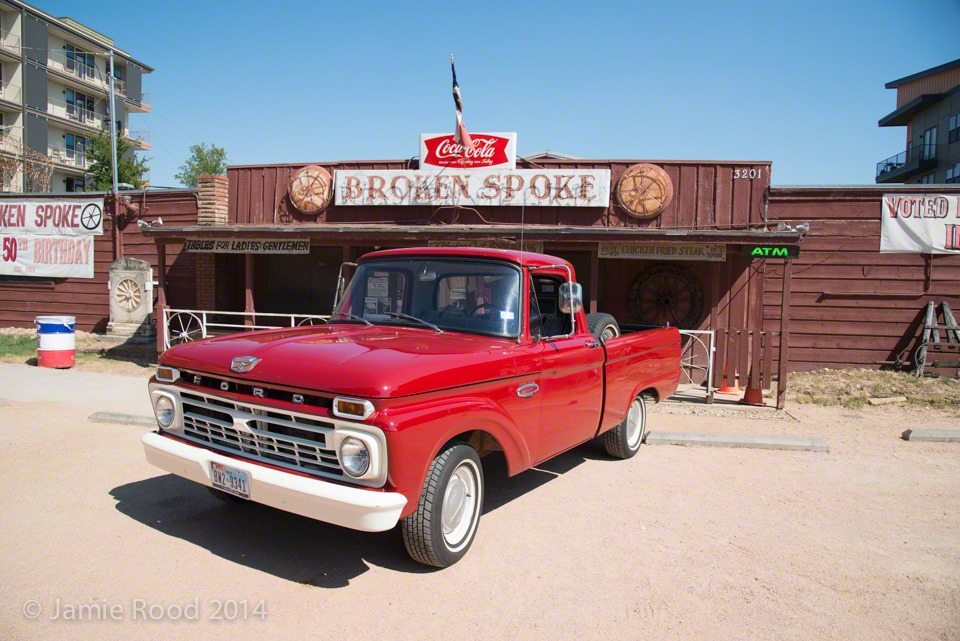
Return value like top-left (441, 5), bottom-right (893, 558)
top-left (360, 246), bottom-right (574, 270)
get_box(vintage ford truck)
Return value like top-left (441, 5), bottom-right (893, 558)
top-left (142, 247), bottom-right (680, 566)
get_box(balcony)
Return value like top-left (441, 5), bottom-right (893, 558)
top-left (47, 95), bottom-right (107, 130)
top-left (0, 124), bottom-right (23, 155)
top-left (49, 143), bottom-right (88, 170)
top-left (0, 80), bottom-right (20, 105)
top-left (876, 144), bottom-right (937, 183)
top-left (0, 28), bottom-right (19, 55)
top-left (47, 49), bottom-right (102, 89)
top-left (127, 129), bottom-right (150, 146)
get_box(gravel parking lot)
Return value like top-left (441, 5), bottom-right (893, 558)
top-left (1, 371), bottom-right (958, 641)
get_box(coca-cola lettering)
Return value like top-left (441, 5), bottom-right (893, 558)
top-left (421, 132), bottom-right (516, 169)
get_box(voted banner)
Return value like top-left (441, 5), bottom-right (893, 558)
top-left (881, 194), bottom-right (960, 254)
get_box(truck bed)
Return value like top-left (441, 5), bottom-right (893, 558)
top-left (599, 325), bottom-right (681, 432)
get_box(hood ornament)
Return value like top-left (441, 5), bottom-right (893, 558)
top-left (230, 356), bottom-right (261, 373)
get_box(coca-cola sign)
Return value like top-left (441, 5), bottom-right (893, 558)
top-left (420, 132), bottom-right (516, 169)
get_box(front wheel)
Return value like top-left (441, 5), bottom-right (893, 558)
top-left (603, 395), bottom-right (647, 459)
top-left (401, 441), bottom-right (484, 567)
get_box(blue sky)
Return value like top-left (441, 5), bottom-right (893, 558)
top-left (39, 0), bottom-right (960, 187)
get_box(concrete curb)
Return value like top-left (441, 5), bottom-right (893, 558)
top-left (902, 429), bottom-right (960, 443)
top-left (644, 431), bottom-right (830, 452)
top-left (88, 412), bottom-right (155, 427)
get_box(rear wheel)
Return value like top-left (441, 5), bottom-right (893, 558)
top-left (603, 395), bottom-right (647, 459)
top-left (586, 312), bottom-right (620, 342)
top-left (401, 442), bottom-right (484, 567)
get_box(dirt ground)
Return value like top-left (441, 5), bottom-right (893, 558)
top-left (0, 327), bottom-right (156, 377)
top-left (0, 389), bottom-right (957, 640)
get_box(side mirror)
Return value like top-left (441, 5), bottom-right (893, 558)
top-left (559, 282), bottom-right (583, 314)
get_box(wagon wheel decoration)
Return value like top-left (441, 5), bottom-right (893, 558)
top-left (165, 312), bottom-right (204, 349)
top-left (628, 264), bottom-right (704, 329)
top-left (679, 332), bottom-right (710, 386)
top-left (80, 203), bottom-right (102, 230)
top-left (296, 316), bottom-right (327, 326)
top-left (115, 278), bottom-right (143, 312)
top-left (288, 164), bottom-right (333, 215)
top-left (616, 163), bottom-right (674, 219)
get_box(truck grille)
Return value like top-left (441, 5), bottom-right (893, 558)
top-left (178, 390), bottom-right (344, 479)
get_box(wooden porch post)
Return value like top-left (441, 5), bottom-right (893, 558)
top-left (155, 241), bottom-right (167, 353)
top-left (244, 253), bottom-right (255, 327)
top-left (589, 245), bottom-right (599, 314)
top-left (776, 259), bottom-right (793, 409)
top-left (707, 259), bottom-right (721, 404)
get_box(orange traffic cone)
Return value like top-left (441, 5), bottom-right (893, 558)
top-left (716, 366), bottom-right (741, 395)
top-left (740, 374), bottom-right (765, 406)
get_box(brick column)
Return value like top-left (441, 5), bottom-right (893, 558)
top-left (197, 175), bottom-right (228, 225)
top-left (195, 175), bottom-right (228, 309)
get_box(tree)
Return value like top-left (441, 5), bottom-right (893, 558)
top-left (85, 126), bottom-right (150, 190)
top-left (175, 143), bottom-right (228, 187)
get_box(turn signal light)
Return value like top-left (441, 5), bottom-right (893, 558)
top-left (333, 397), bottom-right (375, 420)
top-left (156, 366), bottom-right (179, 382)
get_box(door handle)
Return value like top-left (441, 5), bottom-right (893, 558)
top-left (516, 382), bottom-right (539, 398)
top-left (584, 340), bottom-right (601, 348)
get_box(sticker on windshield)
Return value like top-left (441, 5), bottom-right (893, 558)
top-left (499, 311), bottom-right (515, 320)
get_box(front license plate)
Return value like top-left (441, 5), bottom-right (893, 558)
top-left (211, 462), bottom-right (249, 500)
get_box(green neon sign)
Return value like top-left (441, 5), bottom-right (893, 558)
top-left (739, 245), bottom-right (799, 259)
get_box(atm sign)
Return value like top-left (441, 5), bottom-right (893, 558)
top-left (740, 245), bottom-right (799, 259)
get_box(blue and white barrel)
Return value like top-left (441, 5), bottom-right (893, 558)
top-left (35, 316), bottom-right (76, 368)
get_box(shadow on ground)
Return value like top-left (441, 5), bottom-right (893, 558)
top-left (110, 440), bottom-right (609, 588)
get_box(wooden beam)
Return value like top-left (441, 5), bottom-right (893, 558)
top-left (156, 241), bottom-right (166, 353)
top-left (776, 259), bottom-right (793, 409)
top-left (244, 253), bottom-right (255, 327)
top-left (707, 263), bottom-right (721, 403)
top-left (589, 244), bottom-right (599, 314)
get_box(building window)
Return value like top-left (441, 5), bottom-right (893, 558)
top-left (921, 126), bottom-right (937, 160)
top-left (65, 177), bottom-right (85, 192)
top-left (950, 115), bottom-right (959, 145)
top-left (947, 163), bottom-right (960, 184)
top-left (919, 173), bottom-right (935, 184)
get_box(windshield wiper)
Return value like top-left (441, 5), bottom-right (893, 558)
top-left (329, 311), bottom-right (372, 326)
top-left (380, 312), bottom-right (443, 333)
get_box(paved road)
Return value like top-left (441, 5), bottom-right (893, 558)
top-left (1, 370), bottom-right (958, 641)
top-left (0, 363), bottom-right (151, 415)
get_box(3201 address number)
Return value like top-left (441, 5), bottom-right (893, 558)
top-left (734, 168), bottom-right (764, 179)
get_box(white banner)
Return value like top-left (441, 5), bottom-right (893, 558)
top-left (599, 242), bottom-right (727, 261)
top-left (0, 198), bottom-right (104, 236)
top-left (881, 194), bottom-right (960, 253)
top-left (184, 239), bottom-right (311, 254)
top-left (335, 169), bottom-right (610, 207)
top-left (0, 234), bottom-right (95, 278)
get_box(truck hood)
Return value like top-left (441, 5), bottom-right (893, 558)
top-left (160, 325), bottom-right (519, 398)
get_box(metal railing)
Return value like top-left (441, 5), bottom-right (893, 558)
top-left (46, 95), bottom-right (106, 128)
top-left (876, 144), bottom-right (937, 178)
top-left (139, 92), bottom-right (151, 106)
top-left (0, 124), bottom-right (23, 154)
top-left (127, 129), bottom-right (150, 144)
top-left (48, 143), bottom-right (88, 168)
top-left (47, 49), bottom-right (100, 86)
top-left (0, 28), bottom-right (19, 53)
top-left (162, 308), bottom-right (330, 351)
top-left (0, 81), bottom-right (20, 104)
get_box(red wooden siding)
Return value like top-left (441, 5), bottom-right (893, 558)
top-left (765, 186), bottom-right (960, 372)
top-left (227, 159), bottom-right (771, 231)
top-left (0, 191), bottom-right (199, 332)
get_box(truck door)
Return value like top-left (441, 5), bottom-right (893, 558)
top-left (531, 276), bottom-right (604, 463)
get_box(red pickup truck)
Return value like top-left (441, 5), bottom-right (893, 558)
top-left (142, 247), bottom-right (680, 566)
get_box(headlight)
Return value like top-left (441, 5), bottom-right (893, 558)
top-left (154, 395), bottom-right (175, 427)
top-left (338, 437), bottom-right (370, 477)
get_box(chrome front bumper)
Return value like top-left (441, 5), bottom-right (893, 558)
top-left (141, 431), bottom-right (407, 532)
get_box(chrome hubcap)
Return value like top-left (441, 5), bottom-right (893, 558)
top-left (601, 326), bottom-right (619, 341)
top-left (625, 399), bottom-right (645, 448)
top-left (442, 462), bottom-right (478, 549)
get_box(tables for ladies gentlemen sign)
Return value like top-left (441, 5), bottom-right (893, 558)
top-left (335, 169), bottom-right (611, 207)
top-left (0, 198), bottom-right (104, 278)
top-left (881, 194), bottom-right (960, 254)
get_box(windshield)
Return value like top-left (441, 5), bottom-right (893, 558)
top-left (333, 258), bottom-right (522, 338)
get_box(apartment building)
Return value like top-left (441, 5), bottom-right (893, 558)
top-left (0, 0), bottom-right (151, 192)
top-left (876, 58), bottom-right (960, 185)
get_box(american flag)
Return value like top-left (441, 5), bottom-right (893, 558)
top-left (450, 55), bottom-right (473, 154)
